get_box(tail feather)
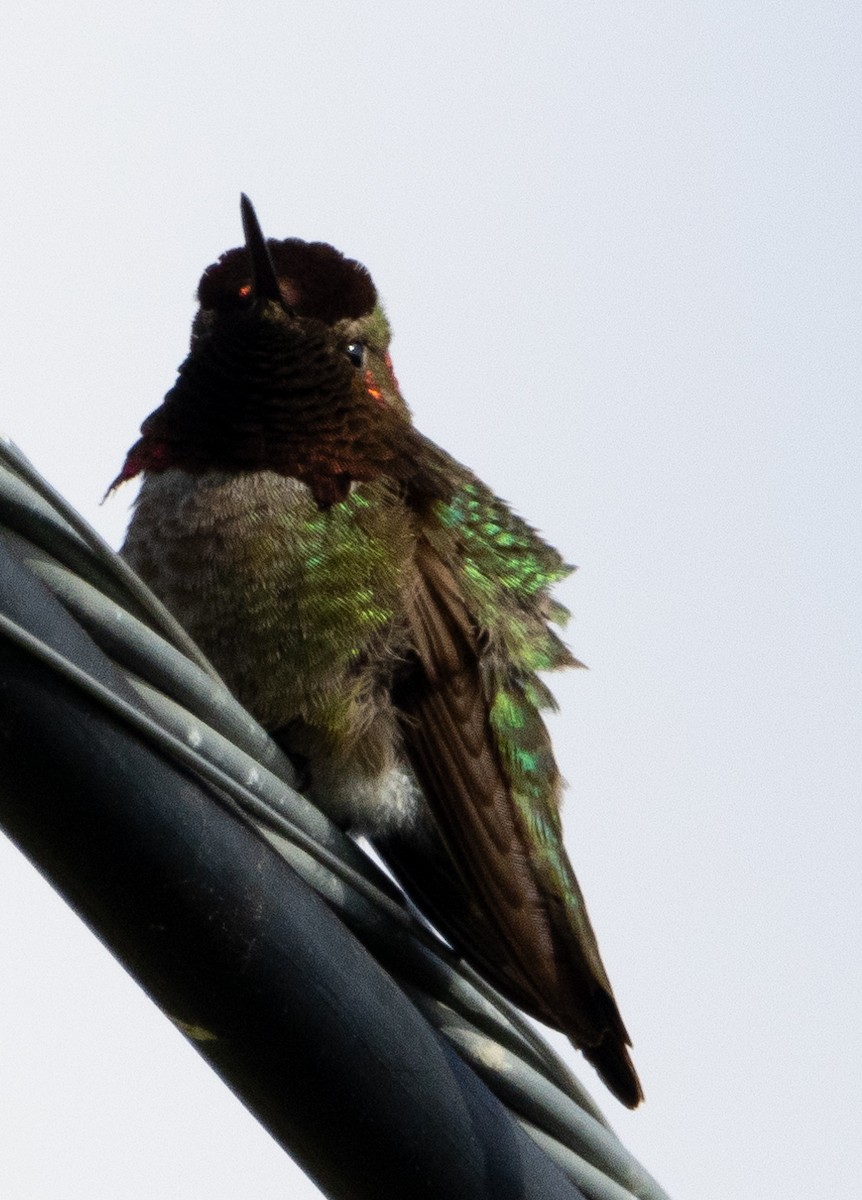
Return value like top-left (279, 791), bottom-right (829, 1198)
top-left (582, 1037), bottom-right (644, 1110)
top-left (377, 826), bottom-right (643, 1108)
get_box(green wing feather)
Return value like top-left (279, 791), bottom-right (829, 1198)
top-left (392, 443), bottom-right (643, 1107)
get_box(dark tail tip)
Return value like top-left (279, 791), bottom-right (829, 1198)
top-left (582, 1038), bottom-right (644, 1109)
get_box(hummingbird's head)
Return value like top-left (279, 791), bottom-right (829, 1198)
top-left (111, 196), bottom-right (424, 507)
top-left (186, 195), bottom-right (405, 418)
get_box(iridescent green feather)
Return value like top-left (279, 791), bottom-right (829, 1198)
top-left (422, 455), bottom-right (593, 934)
top-left (428, 465), bottom-right (575, 665)
top-left (285, 481), bottom-right (412, 742)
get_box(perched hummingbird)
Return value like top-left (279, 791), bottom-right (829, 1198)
top-left (113, 195), bottom-right (643, 1107)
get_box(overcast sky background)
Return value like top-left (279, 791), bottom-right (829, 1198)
top-left (1, 4), bottom-right (860, 1198)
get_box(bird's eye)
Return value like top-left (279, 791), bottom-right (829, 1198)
top-left (346, 341), bottom-right (365, 368)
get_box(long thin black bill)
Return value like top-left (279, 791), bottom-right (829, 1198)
top-left (240, 193), bottom-right (285, 306)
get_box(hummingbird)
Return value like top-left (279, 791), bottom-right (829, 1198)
top-left (113, 195), bottom-right (643, 1108)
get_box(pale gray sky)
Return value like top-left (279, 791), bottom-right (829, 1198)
top-left (1, 3), bottom-right (859, 1197)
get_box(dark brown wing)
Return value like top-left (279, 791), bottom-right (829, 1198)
top-left (388, 537), bottom-right (643, 1107)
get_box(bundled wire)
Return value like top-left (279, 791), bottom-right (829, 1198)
top-left (0, 437), bottom-right (670, 1200)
